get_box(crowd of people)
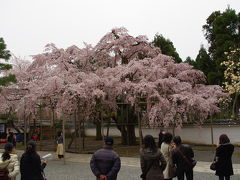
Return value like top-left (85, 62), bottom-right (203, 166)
top-left (0, 130), bottom-right (235, 180)
top-left (90, 132), bottom-right (235, 180)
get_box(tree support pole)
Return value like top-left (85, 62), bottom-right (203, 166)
top-left (74, 110), bottom-right (77, 152)
top-left (137, 108), bottom-right (143, 148)
top-left (62, 118), bottom-right (66, 165)
top-left (24, 113), bottom-right (27, 150)
top-left (210, 116), bottom-right (214, 152)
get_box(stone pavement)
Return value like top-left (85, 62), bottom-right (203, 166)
top-left (15, 150), bottom-right (240, 175)
top-left (16, 161), bottom-right (240, 180)
top-left (0, 149), bottom-right (237, 179)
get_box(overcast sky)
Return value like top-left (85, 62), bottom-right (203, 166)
top-left (1, 0), bottom-right (240, 61)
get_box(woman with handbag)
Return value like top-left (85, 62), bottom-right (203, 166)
top-left (214, 134), bottom-right (234, 180)
top-left (140, 135), bottom-right (167, 180)
top-left (20, 141), bottom-right (47, 180)
top-left (160, 132), bottom-right (176, 180)
top-left (0, 143), bottom-right (19, 180)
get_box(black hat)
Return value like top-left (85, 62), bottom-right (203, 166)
top-left (104, 136), bottom-right (114, 146)
top-left (4, 143), bottom-right (14, 152)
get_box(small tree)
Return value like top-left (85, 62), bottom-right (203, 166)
top-left (0, 38), bottom-right (16, 86)
top-left (221, 48), bottom-right (240, 119)
top-left (153, 34), bottom-right (182, 63)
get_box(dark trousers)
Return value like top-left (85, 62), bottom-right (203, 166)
top-left (177, 169), bottom-right (193, 180)
top-left (219, 176), bottom-right (230, 180)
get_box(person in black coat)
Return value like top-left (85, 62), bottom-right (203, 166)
top-left (172, 136), bottom-right (194, 180)
top-left (8, 132), bottom-right (16, 147)
top-left (158, 129), bottom-right (165, 148)
top-left (20, 141), bottom-right (47, 180)
top-left (215, 134), bottom-right (234, 180)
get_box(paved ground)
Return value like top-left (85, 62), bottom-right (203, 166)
top-left (16, 160), bottom-right (240, 180)
top-left (13, 150), bottom-right (240, 180)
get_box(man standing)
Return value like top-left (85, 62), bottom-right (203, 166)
top-left (7, 132), bottom-right (16, 147)
top-left (172, 136), bottom-right (195, 180)
top-left (90, 136), bottom-right (121, 180)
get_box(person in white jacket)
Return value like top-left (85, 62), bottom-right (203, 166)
top-left (0, 143), bottom-right (19, 180)
top-left (160, 132), bottom-right (175, 180)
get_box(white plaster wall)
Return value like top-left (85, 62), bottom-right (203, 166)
top-left (85, 125), bottom-right (240, 145)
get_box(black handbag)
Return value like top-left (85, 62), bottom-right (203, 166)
top-left (210, 162), bottom-right (216, 171)
top-left (210, 152), bottom-right (217, 171)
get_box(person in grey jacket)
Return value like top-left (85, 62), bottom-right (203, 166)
top-left (90, 136), bottom-right (121, 180)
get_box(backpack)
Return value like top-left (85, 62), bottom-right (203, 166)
top-left (0, 168), bottom-right (10, 180)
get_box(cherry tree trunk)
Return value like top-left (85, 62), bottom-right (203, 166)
top-left (95, 119), bottom-right (103, 140)
top-left (67, 128), bottom-right (79, 150)
top-left (232, 93), bottom-right (239, 120)
top-left (127, 124), bottom-right (136, 145)
top-left (115, 104), bottom-right (137, 145)
top-left (9, 120), bottom-right (21, 133)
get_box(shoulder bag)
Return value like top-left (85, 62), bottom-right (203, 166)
top-left (210, 153), bottom-right (217, 171)
top-left (177, 148), bottom-right (197, 168)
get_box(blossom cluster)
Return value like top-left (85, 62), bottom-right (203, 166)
top-left (0, 27), bottom-right (226, 128)
top-left (221, 48), bottom-right (240, 95)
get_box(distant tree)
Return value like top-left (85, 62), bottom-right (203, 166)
top-left (184, 56), bottom-right (196, 67)
top-left (194, 46), bottom-right (215, 84)
top-left (0, 38), bottom-right (16, 86)
top-left (203, 8), bottom-right (240, 85)
top-left (153, 34), bottom-right (182, 63)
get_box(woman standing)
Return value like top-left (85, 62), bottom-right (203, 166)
top-left (0, 143), bottom-right (19, 180)
top-left (215, 134), bottom-right (234, 180)
top-left (20, 141), bottom-right (47, 180)
top-left (56, 132), bottom-right (64, 159)
top-left (140, 135), bottom-right (166, 180)
top-left (161, 132), bottom-right (175, 180)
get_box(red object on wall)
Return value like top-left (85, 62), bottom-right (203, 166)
top-left (0, 139), bottom-right (7, 143)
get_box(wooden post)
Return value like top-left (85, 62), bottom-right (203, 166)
top-left (24, 111), bottom-right (27, 150)
top-left (52, 108), bottom-right (56, 152)
top-left (210, 116), bottom-right (214, 152)
top-left (78, 119), bottom-right (81, 153)
top-left (172, 116), bottom-right (176, 137)
top-left (82, 120), bottom-right (85, 150)
top-left (106, 117), bottom-right (110, 137)
top-left (62, 118), bottom-right (66, 165)
top-left (137, 108), bottom-right (143, 148)
top-left (126, 105), bottom-right (129, 145)
top-left (74, 110), bottom-right (77, 152)
top-left (101, 111), bottom-right (104, 143)
top-left (39, 106), bottom-right (43, 151)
